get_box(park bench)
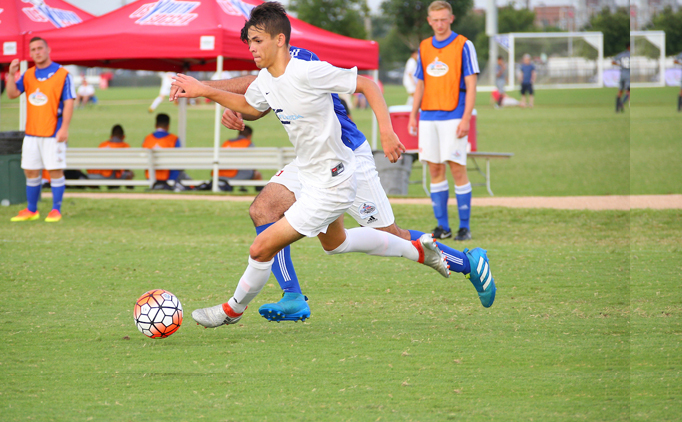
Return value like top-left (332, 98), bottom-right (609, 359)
top-left (63, 147), bottom-right (297, 188)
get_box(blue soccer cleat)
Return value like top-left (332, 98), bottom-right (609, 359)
top-left (258, 292), bottom-right (311, 322)
top-left (464, 248), bottom-right (496, 308)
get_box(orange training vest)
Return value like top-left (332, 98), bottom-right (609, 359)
top-left (142, 132), bottom-right (179, 181)
top-left (419, 34), bottom-right (467, 112)
top-left (23, 66), bottom-right (69, 137)
top-left (87, 140), bottom-right (131, 178)
top-left (216, 138), bottom-right (253, 178)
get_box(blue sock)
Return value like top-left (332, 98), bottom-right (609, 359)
top-left (408, 230), bottom-right (470, 274)
top-left (255, 223), bottom-right (301, 294)
top-left (50, 176), bottom-right (66, 212)
top-left (26, 177), bottom-right (42, 213)
top-left (455, 182), bottom-right (472, 230)
top-left (430, 181), bottom-right (450, 230)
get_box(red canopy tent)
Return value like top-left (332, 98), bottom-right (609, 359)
top-left (0, 0), bottom-right (94, 63)
top-left (29, 0), bottom-right (379, 71)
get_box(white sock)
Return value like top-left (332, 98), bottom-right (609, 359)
top-left (325, 228), bottom-right (419, 261)
top-left (150, 96), bottom-right (163, 111)
top-left (228, 257), bottom-right (274, 313)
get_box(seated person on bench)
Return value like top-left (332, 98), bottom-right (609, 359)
top-left (142, 113), bottom-right (182, 189)
top-left (213, 125), bottom-right (263, 191)
top-left (87, 124), bottom-right (134, 181)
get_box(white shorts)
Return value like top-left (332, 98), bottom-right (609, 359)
top-left (21, 135), bottom-right (67, 170)
top-left (418, 119), bottom-right (468, 166)
top-left (284, 175), bottom-right (356, 237)
top-left (270, 141), bottom-right (395, 228)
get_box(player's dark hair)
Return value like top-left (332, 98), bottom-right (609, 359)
top-left (240, 125), bottom-right (253, 138)
top-left (626, 41), bottom-right (630, 49)
top-left (498, 55), bottom-right (503, 60)
top-left (111, 124), bottom-right (124, 138)
top-left (156, 113), bottom-right (170, 127)
top-left (240, 2), bottom-right (291, 46)
top-left (29, 36), bottom-right (48, 46)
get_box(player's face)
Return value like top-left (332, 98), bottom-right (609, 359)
top-left (247, 27), bottom-right (279, 69)
top-left (29, 40), bottom-right (50, 66)
top-left (427, 9), bottom-right (454, 37)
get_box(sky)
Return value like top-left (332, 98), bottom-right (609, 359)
top-left (66, 0), bottom-right (634, 16)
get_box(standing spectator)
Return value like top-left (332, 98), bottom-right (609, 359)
top-left (7, 37), bottom-right (75, 223)
top-left (612, 42), bottom-right (630, 113)
top-left (149, 72), bottom-right (175, 113)
top-left (408, 1), bottom-right (479, 241)
top-left (142, 113), bottom-right (181, 189)
top-left (519, 54), bottom-right (536, 108)
top-left (403, 50), bottom-right (418, 105)
top-left (216, 125), bottom-right (263, 191)
top-left (87, 124), bottom-right (134, 181)
top-left (75, 77), bottom-right (95, 107)
top-left (495, 56), bottom-right (507, 108)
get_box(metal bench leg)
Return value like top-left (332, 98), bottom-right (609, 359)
top-left (422, 163), bottom-right (430, 196)
top-left (486, 159), bottom-right (494, 196)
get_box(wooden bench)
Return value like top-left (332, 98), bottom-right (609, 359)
top-left (63, 147), bottom-right (297, 188)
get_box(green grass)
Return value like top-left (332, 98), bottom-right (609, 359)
top-left (0, 198), bottom-right (641, 421)
top-left (4, 85), bottom-right (676, 196)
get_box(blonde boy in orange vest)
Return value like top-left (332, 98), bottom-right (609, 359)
top-left (408, 1), bottom-right (479, 242)
top-left (7, 37), bottom-right (75, 223)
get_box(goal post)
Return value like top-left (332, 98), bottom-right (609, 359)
top-left (629, 31), bottom-right (666, 88)
top-left (486, 32), bottom-right (604, 91)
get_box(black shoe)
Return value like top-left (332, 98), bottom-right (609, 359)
top-left (454, 227), bottom-right (472, 241)
top-left (432, 225), bottom-right (452, 239)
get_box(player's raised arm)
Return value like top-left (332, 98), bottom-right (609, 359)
top-left (356, 76), bottom-right (405, 163)
top-left (171, 73), bottom-right (262, 117)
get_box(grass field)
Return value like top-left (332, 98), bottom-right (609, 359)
top-left (0, 199), bottom-right (638, 421)
top-left (3, 84), bottom-right (678, 197)
top-left (1, 84), bottom-right (680, 421)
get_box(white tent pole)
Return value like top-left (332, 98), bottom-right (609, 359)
top-left (212, 55), bottom-right (224, 193)
top-left (371, 69), bottom-right (378, 150)
top-left (178, 98), bottom-right (187, 147)
top-left (19, 60), bottom-right (28, 131)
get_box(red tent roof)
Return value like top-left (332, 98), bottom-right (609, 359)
top-left (0, 0), bottom-right (94, 63)
top-left (30, 0), bottom-right (378, 71)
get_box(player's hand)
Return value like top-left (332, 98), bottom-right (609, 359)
top-left (407, 115), bottom-right (418, 137)
top-left (55, 127), bottom-right (68, 143)
top-left (222, 109), bottom-right (245, 131)
top-left (456, 119), bottom-right (470, 139)
top-left (171, 74), bottom-right (207, 99)
top-left (8, 59), bottom-right (20, 75)
top-left (169, 82), bottom-right (183, 102)
top-left (380, 129), bottom-right (406, 163)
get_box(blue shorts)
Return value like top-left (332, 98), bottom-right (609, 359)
top-left (520, 82), bottom-right (533, 95)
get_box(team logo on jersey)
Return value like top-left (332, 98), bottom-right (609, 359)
top-left (130, 0), bottom-right (200, 26)
top-left (426, 57), bottom-right (449, 77)
top-left (274, 108), bottom-right (303, 125)
top-left (21, 0), bottom-right (83, 28)
top-left (28, 89), bottom-right (48, 106)
top-left (331, 163), bottom-right (345, 177)
top-left (358, 202), bottom-right (378, 219)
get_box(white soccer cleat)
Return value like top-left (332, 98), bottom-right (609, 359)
top-left (191, 303), bottom-right (243, 328)
top-left (412, 233), bottom-right (450, 278)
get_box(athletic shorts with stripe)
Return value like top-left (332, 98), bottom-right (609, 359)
top-left (270, 141), bottom-right (396, 229)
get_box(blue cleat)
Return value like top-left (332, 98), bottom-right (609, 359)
top-left (464, 248), bottom-right (496, 308)
top-left (258, 292), bottom-right (311, 322)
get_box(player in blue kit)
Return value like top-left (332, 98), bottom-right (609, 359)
top-left (612, 42), bottom-right (630, 113)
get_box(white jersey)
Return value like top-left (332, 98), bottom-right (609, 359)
top-left (245, 58), bottom-right (358, 189)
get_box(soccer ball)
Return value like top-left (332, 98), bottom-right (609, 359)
top-left (134, 289), bottom-right (183, 338)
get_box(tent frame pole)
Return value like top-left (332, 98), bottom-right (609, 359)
top-left (212, 55), bottom-right (224, 193)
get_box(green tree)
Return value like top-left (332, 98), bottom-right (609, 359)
top-left (289, 0), bottom-right (370, 39)
top-left (583, 7), bottom-right (629, 57)
top-left (649, 6), bottom-right (682, 55)
top-left (380, 0), bottom-right (474, 50)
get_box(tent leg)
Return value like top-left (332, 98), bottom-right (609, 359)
top-left (212, 55), bottom-right (224, 193)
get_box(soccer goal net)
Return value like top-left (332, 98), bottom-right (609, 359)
top-left (485, 32), bottom-right (604, 91)
top-left (628, 31), bottom-right (666, 87)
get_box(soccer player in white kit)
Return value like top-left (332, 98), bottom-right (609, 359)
top-left (171, 2), bottom-right (451, 328)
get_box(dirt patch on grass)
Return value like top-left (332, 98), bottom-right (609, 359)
top-left (48, 192), bottom-right (682, 210)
